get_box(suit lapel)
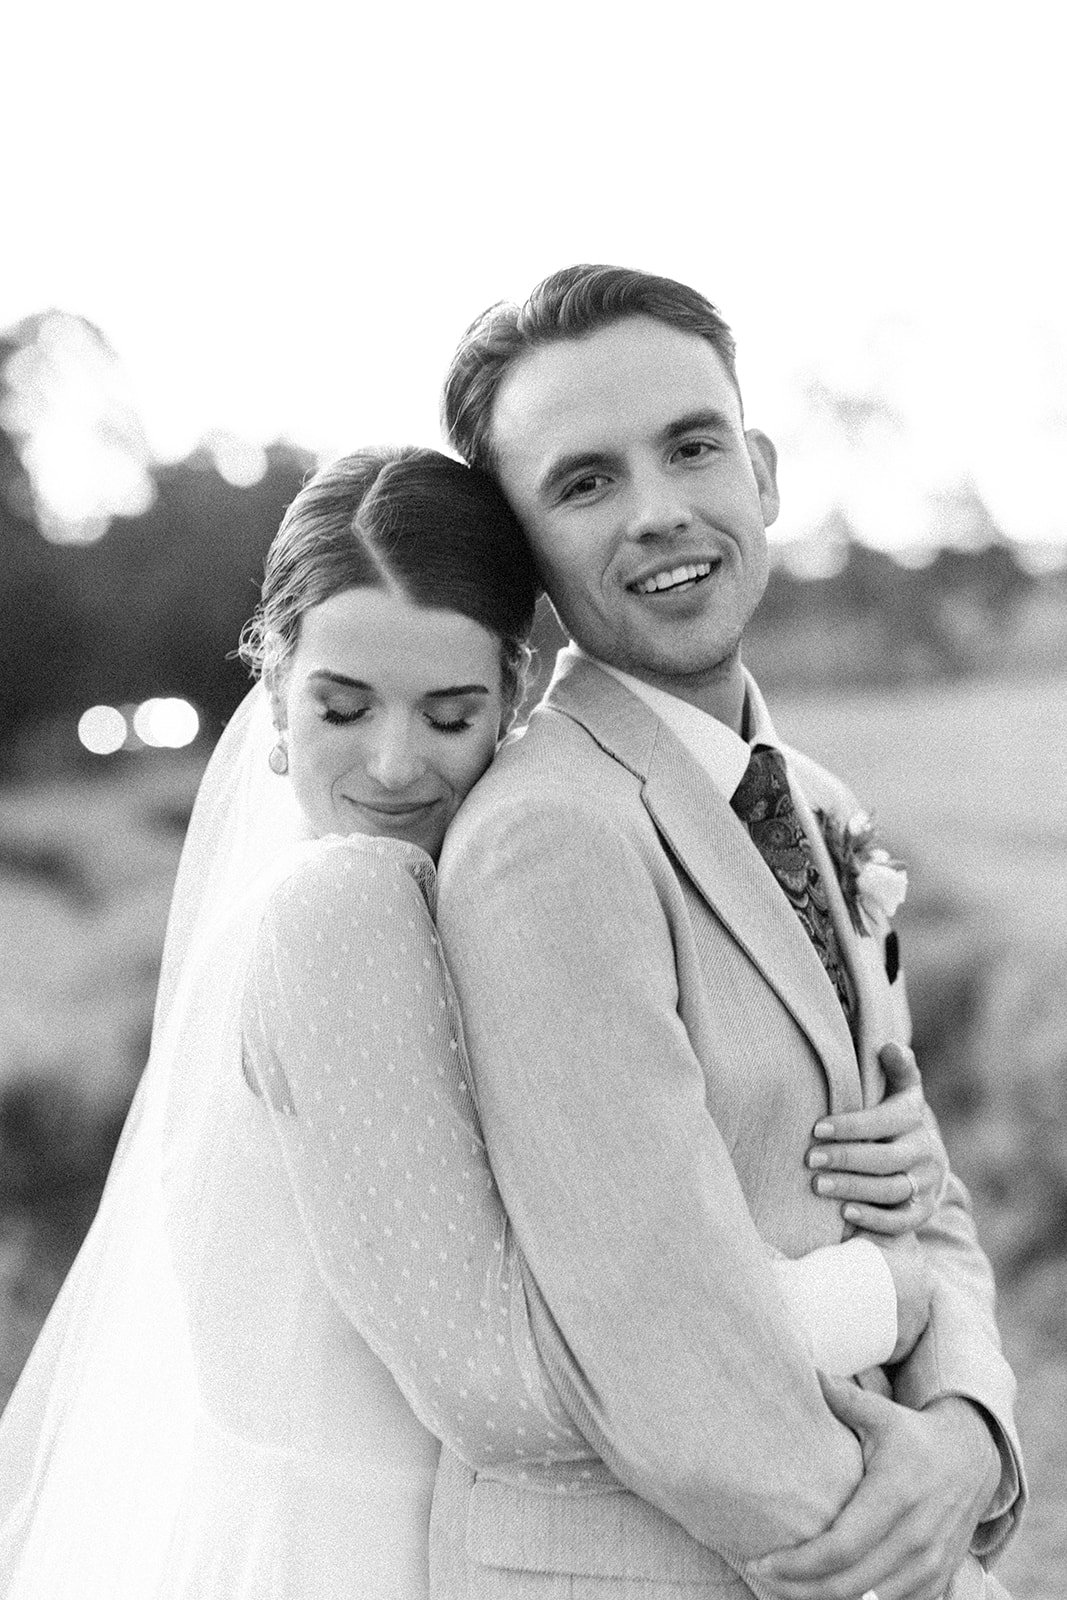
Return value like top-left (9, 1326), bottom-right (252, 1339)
top-left (786, 771), bottom-right (894, 1108)
top-left (544, 656), bottom-right (862, 1114)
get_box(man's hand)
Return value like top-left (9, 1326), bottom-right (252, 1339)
top-left (806, 1043), bottom-right (949, 1234)
top-left (748, 1378), bottom-right (1001, 1600)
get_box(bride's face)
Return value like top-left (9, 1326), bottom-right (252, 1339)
top-left (275, 586), bottom-right (507, 858)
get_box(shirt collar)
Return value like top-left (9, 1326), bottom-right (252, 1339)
top-left (566, 644), bottom-right (781, 800)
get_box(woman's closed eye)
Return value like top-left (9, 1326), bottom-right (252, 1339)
top-left (321, 704), bottom-right (369, 726)
top-left (321, 703), bottom-right (476, 734)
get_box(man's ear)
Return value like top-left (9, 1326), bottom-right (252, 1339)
top-left (745, 429), bottom-right (780, 528)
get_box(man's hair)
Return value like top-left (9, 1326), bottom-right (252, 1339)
top-left (442, 264), bottom-right (740, 473)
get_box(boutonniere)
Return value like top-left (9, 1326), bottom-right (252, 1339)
top-left (815, 808), bottom-right (907, 936)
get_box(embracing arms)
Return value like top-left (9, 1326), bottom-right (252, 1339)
top-left (243, 838), bottom-right (896, 1545)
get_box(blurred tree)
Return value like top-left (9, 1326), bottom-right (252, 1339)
top-left (0, 335), bottom-right (91, 741)
top-left (0, 308), bottom-right (315, 751)
top-left (70, 442), bottom-right (313, 735)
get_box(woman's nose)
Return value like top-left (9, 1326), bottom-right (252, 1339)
top-left (364, 717), bottom-right (427, 790)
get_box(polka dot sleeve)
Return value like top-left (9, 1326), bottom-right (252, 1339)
top-left (241, 834), bottom-right (583, 1468)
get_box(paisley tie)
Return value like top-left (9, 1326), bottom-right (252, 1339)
top-left (730, 744), bottom-right (857, 1031)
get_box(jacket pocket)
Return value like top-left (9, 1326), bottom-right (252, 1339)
top-left (465, 1475), bottom-right (745, 1588)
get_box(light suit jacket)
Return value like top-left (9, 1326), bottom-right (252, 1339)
top-left (432, 652), bottom-right (1023, 1600)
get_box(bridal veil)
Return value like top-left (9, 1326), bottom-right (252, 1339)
top-left (0, 687), bottom-right (438, 1596)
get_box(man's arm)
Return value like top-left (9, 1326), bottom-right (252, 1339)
top-left (794, 753), bottom-right (1025, 1554)
top-left (866, 931), bottom-right (1024, 1549)
top-left (895, 1155), bottom-right (1025, 1554)
top-left (800, 1040), bottom-right (1024, 1552)
top-left (437, 792), bottom-right (868, 1560)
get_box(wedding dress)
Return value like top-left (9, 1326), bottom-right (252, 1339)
top-left (0, 685), bottom-right (895, 1598)
top-left (0, 687), bottom-right (580, 1598)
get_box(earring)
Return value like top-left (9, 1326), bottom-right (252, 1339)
top-left (268, 738), bottom-right (289, 776)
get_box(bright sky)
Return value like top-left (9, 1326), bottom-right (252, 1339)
top-left (4, 0), bottom-right (1066, 555)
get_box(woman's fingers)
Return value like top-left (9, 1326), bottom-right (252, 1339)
top-left (841, 1198), bottom-right (921, 1234)
top-left (878, 1040), bottom-right (922, 1093)
top-left (806, 1042), bottom-right (948, 1228)
top-left (811, 1043), bottom-right (924, 1146)
top-left (808, 1130), bottom-right (925, 1177)
top-left (811, 1168), bottom-right (920, 1206)
top-left (812, 1088), bottom-right (924, 1145)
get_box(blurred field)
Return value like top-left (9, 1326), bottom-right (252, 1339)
top-left (775, 671), bottom-right (1067, 1600)
top-left (1, 672), bottom-right (1064, 1596)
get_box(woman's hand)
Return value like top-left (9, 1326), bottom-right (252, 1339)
top-left (805, 1043), bottom-right (949, 1235)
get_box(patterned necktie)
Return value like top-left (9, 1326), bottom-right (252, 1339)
top-left (730, 744), bottom-right (857, 1031)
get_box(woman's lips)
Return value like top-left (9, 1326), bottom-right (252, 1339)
top-left (345, 796), bottom-right (441, 819)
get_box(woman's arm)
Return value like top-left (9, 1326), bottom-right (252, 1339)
top-left (242, 837), bottom-right (585, 1471)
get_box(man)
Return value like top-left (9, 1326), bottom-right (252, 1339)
top-left (432, 265), bottom-right (1023, 1599)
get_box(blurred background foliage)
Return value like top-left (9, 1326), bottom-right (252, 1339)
top-left (1, 309), bottom-right (1065, 1595)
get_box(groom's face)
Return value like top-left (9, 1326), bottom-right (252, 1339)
top-left (488, 316), bottom-right (779, 696)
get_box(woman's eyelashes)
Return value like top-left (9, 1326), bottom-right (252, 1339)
top-left (320, 704), bottom-right (369, 725)
top-left (319, 703), bottom-right (475, 734)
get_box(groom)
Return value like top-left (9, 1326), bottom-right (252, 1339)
top-left (432, 266), bottom-right (1023, 1598)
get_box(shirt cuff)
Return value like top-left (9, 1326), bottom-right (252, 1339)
top-left (772, 1237), bottom-right (898, 1376)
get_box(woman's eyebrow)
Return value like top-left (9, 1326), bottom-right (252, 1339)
top-left (423, 685), bottom-right (490, 700)
top-left (306, 671), bottom-right (489, 699)
top-left (307, 670), bottom-right (372, 689)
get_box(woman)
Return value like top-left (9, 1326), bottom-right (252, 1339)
top-left (0, 447), bottom-right (945, 1597)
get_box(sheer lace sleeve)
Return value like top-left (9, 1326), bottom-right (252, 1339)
top-left (241, 834), bottom-right (583, 1470)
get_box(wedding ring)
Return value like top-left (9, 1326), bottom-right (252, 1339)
top-left (905, 1171), bottom-right (919, 1204)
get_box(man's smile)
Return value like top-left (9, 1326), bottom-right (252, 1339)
top-left (628, 558), bottom-right (718, 597)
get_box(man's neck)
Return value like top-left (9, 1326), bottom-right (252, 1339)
top-left (590, 652), bottom-right (748, 736)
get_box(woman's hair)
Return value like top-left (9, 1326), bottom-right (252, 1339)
top-left (239, 446), bottom-right (539, 712)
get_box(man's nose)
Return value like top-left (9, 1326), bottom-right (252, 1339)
top-left (623, 466), bottom-right (694, 542)
top-left (365, 716), bottom-right (428, 790)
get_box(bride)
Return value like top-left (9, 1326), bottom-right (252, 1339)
top-left (0, 446), bottom-right (946, 1597)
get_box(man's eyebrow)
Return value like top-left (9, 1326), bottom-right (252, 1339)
top-left (537, 409), bottom-right (736, 499)
top-left (537, 448), bottom-right (621, 501)
top-left (307, 670), bottom-right (488, 700)
top-left (658, 408), bottom-right (735, 445)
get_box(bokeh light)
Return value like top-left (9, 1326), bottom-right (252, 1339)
top-left (131, 698), bottom-right (200, 748)
top-left (77, 705), bottom-right (128, 755)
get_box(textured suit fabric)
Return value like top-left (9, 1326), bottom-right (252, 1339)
top-left (433, 654), bottom-right (1022, 1599)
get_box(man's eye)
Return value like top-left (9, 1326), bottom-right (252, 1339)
top-left (673, 439), bottom-right (715, 463)
top-left (562, 473), bottom-right (608, 501)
